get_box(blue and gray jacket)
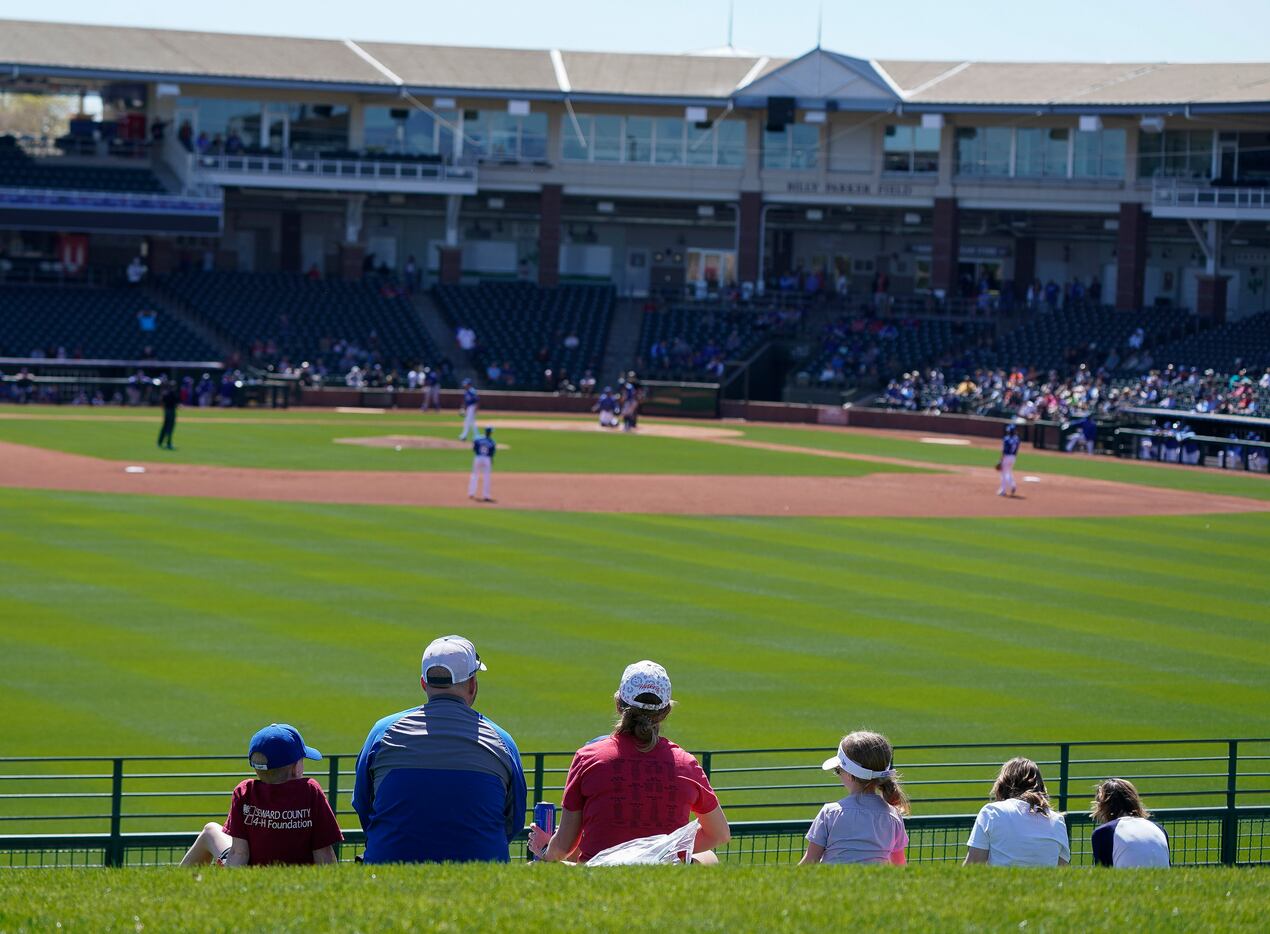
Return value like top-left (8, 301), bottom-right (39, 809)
top-left (352, 695), bottom-right (526, 863)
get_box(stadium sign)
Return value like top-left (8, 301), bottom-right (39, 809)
top-left (783, 180), bottom-right (922, 198)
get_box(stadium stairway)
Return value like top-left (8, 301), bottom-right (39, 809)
top-left (410, 291), bottom-right (478, 383)
top-left (602, 298), bottom-right (645, 380)
top-left (140, 285), bottom-right (238, 361)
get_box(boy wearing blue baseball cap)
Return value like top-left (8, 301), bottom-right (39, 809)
top-left (180, 723), bottom-right (343, 867)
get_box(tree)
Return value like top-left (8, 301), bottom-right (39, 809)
top-left (0, 93), bottom-right (77, 139)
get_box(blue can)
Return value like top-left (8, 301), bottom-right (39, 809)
top-left (531, 801), bottom-right (556, 860)
top-left (533, 801), bottom-right (556, 834)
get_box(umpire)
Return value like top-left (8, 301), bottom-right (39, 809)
top-left (157, 377), bottom-right (179, 450)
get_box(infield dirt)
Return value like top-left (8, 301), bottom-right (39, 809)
top-left (1, 438), bottom-right (1264, 518)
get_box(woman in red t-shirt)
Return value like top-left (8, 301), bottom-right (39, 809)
top-left (528, 660), bottom-right (730, 863)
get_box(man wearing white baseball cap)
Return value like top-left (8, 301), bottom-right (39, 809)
top-left (529, 660), bottom-right (731, 864)
top-left (352, 635), bottom-right (526, 863)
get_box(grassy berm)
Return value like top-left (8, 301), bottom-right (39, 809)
top-left (1, 865), bottom-right (1266, 932)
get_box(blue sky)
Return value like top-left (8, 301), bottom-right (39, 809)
top-left (0, 0), bottom-right (1265, 62)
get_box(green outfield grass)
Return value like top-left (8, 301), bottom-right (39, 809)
top-left (1, 865), bottom-right (1266, 933)
top-left (1, 488), bottom-right (1267, 758)
top-left (2, 409), bottom-right (1269, 836)
top-left (0, 410), bottom-right (920, 476)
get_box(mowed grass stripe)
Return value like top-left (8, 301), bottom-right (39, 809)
top-left (2, 489), bottom-right (1268, 763)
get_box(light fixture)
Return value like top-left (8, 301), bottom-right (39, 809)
top-left (805, 111), bottom-right (827, 124)
top-left (508, 100), bottom-right (530, 116)
top-left (1079, 115), bottom-right (1103, 132)
top-left (920, 114), bottom-right (944, 130)
top-left (806, 208), bottom-right (824, 221)
top-left (697, 205), bottom-right (715, 218)
top-left (488, 197), bottom-right (505, 209)
top-left (685, 106), bottom-right (708, 123)
top-left (903, 212), bottom-right (921, 225)
top-left (596, 201), bottom-right (615, 213)
top-left (1140, 116), bottom-right (1165, 133)
top-left (434, 97), bottom-right (456, 109)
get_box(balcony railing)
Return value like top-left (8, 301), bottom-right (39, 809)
top-left (186, 149), bottom-right (478, 193)
top-left (1152, 178), bottom-right (1270, 217)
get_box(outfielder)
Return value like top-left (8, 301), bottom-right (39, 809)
top-left (458, 379), bottom-right (479, 440)
top-left (468, 426), bottom-right (496, 502)
top-left (997, 423), bottom-right (1020, 496)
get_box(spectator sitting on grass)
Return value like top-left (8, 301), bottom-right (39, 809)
top-left (964, 757), bottom-right (1070, 867)
top-left (528, 660), bottom-right (730, 864)
top-left (353, 635), bottom-right (526, 864)
top-left (1090, 778), bottom-right (1170, 868)
top-left (799, 730), bottom-right (909, 865)
top-left (179, 723), bottom-right (342, 867)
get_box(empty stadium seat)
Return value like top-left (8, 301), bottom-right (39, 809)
top-left (432, 282), bottom-right (614, 388)
top-left (638, 304), bottom-right (795, 381)
top-left (1151, 309), bottom-right (1270, 374)
top-left (967, 303), bottom-right (1192, 373)
top-left (158, 271), bottom-right (442, 374)
top-left (0, 284), bottom-right (218, 360)
top-left (0, 136), bottom-right (167, 194)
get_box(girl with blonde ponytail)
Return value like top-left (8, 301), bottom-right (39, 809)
top-left (799, 730), bottom-right (909, 865)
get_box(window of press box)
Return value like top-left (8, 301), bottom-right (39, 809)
top-left (955, 126), bottom-right (1011, 176)
top-left (883, 125), bottom-right (939, 173)
top-left (563, 114), bottom-right (744, 166)
top-left (1137, 130), bottom-right (1212, 180)
top-left (460, 110), bottom-right (548, 161)
top-left (1072, 129), bottom-right (1125, 178)
top-left (363, 107), bottom-right (451, 156)
top-left (763, 123), bottom-right (820, 170)
top-left (174, 98), bottom-right (263, 149)
top-left (1014, 128), bottom-right (1069, 177)
top-left (282, 104), bottom-right (350, 153)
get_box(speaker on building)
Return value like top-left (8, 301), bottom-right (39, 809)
top-left (766, 97), bottom-right (796, 132)
top-left (390, 108), bottom-right (410, 121)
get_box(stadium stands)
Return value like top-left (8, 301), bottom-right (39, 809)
top-left (0, 136), bottom-right (167, 194)
top-left (0, 284), bottom-right (217, 361)
top-left (432, 282), bottom-right (614, 389)
top-left (967, 302), bottom-right (1193, 374)
top-left (1151, 309), bottom-right (1270, 373)
top-left (802, 313), bottom-right (991, 388)
top-left (638, 303), bottom-right (800, 381)
top-left (158, 271), bottom-right (442, 376)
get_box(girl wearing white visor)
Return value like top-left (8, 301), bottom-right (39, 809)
top-left (799, 730), bottom-right (909, 865)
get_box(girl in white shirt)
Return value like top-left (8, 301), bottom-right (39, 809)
top-left (799, 730), bottom-right (909, 865)
top-left (964, 757), bottom-right (1070, 867)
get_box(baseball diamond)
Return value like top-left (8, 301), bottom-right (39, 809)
top-left (3, 5), bottom-right (1270, 929)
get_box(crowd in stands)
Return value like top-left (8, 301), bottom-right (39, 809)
top-left (179, 634), bottom-right (1172, 870)
top-left (881, 362), bottom-right (1270, 421)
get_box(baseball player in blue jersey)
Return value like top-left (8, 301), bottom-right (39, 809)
top-left (468, 426), bottom-right (496, 502)
top-left (593, 386), bottom-right (618, 428)
top-left (458, 379), bottom-right (479, 441)
top-left (997, 424), bottom-right (1020, 496)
